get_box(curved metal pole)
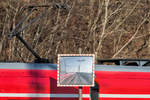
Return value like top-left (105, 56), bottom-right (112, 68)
top-left (8, 4), bottom-right (68, 62)
top-left (16, 34), bottom-right (41, 60)
top-left (8, 8), bottom-right (35, 38)
top-left (8, 6), bottom-right (49, 61)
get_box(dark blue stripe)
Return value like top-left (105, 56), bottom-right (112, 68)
top-left (95, 65), bottom-right (150, 72)
top-left (0, 63), bottom-right (57, 70)
top-left (0, 63), bottom-right (150, 72)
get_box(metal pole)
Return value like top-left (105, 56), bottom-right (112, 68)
top-left (16, 34), bottom-right (41, 60)
top-left (78, 48), bottom-right (82, 100)
top-left (79, 87), bottom-right (82, 100)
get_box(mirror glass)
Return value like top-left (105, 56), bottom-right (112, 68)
top-left (58, 54), bottom-right (94, 86)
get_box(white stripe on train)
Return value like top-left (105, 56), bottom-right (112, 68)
top-left (100, 94), bottom-right (150, 98)
top-left (0, 93), bottom-right (150, 98)
top-left (0, 93), bottom-right (82, 98)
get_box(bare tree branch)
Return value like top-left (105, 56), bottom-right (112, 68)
top-left (103, 0), bottom-right (141, 39)
top-left (112, 17), bottom-right (148, 58)
top-left (96, 0), bottom-right (109, 52)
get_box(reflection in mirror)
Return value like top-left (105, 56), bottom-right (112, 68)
top-left (58, 54), bottom-right (95, 86)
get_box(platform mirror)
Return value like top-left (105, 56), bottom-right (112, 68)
top-left (57, 54), bottom-right (95, 87)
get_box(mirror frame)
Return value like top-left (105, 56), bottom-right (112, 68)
top-left (57, 54), bottom-right (95, 87)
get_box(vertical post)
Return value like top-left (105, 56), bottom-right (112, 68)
top-left (79, 48), bottom-right (82, 100)
top-left (79, 87), bottom-right (82, 100)
top-left (79, 48), bottom-right (82, 54)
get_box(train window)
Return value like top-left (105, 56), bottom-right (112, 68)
top-left (143, 62), bottom-right (150, 66)
top-left (90, 82), bottom-right (99, 100)
top-left (123, 62), bottom-right (139, 66)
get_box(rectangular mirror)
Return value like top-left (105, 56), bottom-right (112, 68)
top-left (57, 54), bottom-right (95, 87)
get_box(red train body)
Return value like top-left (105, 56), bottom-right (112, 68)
top-left (0, 60), bottom-right (150, 100)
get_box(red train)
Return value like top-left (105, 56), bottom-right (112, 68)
top-left (0, 59), bottom-right (150, 100)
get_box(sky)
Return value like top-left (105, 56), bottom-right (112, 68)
top-left (60, 56), bottom-right (93, 73)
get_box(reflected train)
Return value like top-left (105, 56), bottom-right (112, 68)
top-left (0, 59), bottom-right (150, 100)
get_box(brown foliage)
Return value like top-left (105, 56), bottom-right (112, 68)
top-left (0, 0), bottom-right (150, 63)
